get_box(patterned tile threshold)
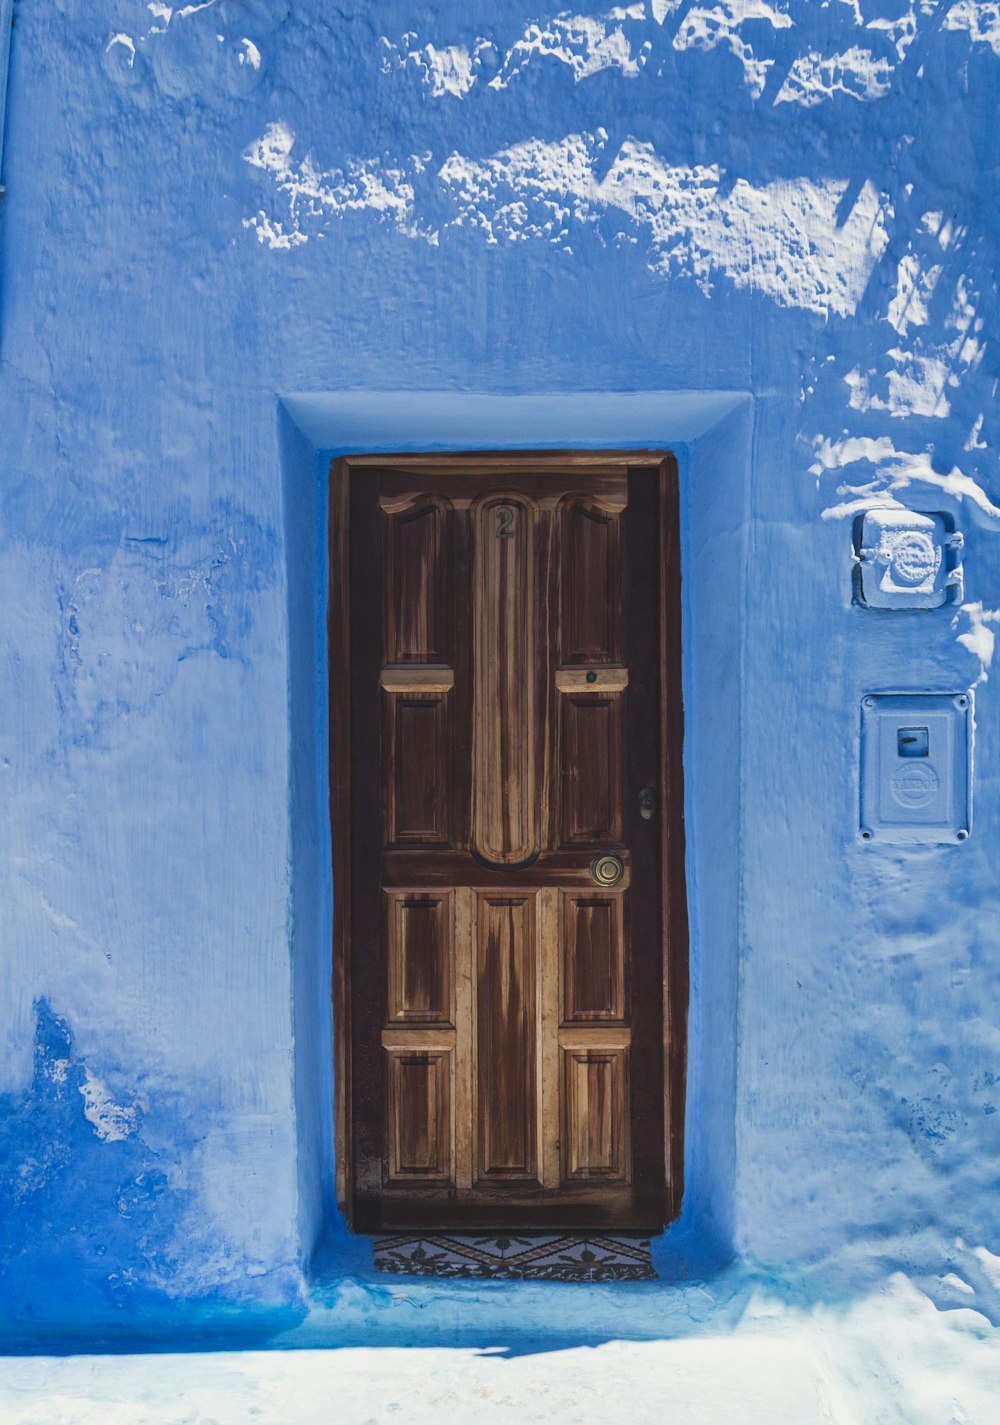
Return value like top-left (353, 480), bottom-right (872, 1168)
top-left (373, 1232), bottom-right (655, 1281)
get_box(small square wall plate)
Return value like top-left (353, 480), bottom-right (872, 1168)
top-left (860, 693), bottom-right (972, 844)
top-left (855, 509), bottom-right (963, 609)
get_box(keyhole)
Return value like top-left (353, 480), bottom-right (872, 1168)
top-left (639, 786), bottom-right (658, 820)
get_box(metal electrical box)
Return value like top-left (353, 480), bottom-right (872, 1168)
top-left (854, 509), bottom-right (963, 609)
top-left (860, 693), bottom-right (972, 844)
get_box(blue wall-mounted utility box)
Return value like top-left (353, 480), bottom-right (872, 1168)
top-left (860, 693), bottom-right (972, 844)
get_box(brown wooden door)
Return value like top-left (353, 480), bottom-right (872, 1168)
top-left (337, 454), bottom-right (684, 1232)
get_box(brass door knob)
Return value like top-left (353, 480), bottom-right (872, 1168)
top-left (589, 853), bottom-right (624, 887)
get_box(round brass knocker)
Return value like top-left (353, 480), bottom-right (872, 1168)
top-left (589, 853), bottom-right (624, 887)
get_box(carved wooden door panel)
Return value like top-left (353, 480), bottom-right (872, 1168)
top-left (344, 457), bottom-right (677, 1231)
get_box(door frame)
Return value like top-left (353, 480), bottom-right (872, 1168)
top-left (328, 450), bottom-right (689, 1230)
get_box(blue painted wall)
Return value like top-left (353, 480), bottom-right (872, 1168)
top-left (1, 0), bottom-right (999, 1342)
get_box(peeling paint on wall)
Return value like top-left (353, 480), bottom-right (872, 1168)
top-left (0, 1001), bottom-right (304, 1330)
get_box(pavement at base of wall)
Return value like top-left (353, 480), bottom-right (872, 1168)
top-left (1, 1273), bottom-right (998, 1425)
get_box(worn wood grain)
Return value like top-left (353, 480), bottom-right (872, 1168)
top-left (560, 694), bottom-right (624, 845)
top-left (538, 887), bottom-right (561, 1190)
top-left (555, 666), bottom-right (628, 692)
top-left (383, 692), bottom-right (452, 847)
top-left (476, 892), bottom-right (538, 1180)
top-left (562, 891), bottom-right (626, 1023)
top-left (380, 666), bottom-right (455, 693)
top-left (471, 494), bottom-right (537, 867)
top-left (331, 453), bottom-right (687, 1232)
top-left (561, 496), bottom-right (624, 663)
top-left (385, 890), bottom-right (453, 1024)
top-left (563, 1048), bottom-right (628, 1180)
top-left (385, 1048), bottom-right (453, 1181)
top-left (382, 497), bottom-right (451, 664)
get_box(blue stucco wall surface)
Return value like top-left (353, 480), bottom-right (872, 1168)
top-left (1, 0), bottom-right (999, 1346)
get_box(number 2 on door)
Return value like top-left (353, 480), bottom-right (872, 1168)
top-left (496, 506), bottom-right (515, 539)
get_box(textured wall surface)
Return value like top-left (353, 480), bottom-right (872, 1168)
top-left (1, 0), bottom-right (998, 1344)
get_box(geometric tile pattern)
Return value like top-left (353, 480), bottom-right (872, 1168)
top-left (373, 1233), bottom-right (655, 1281)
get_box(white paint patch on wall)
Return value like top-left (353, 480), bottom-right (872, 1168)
top-left (865, 5), bottom-right (919, 61)
top-left (596, 140), bottom-right (888, 315)
top-left (949, 273), bottom-right (986, 366)
top-left (845, 350), bottom-right (953, 417)
top-left (490, 8), bottom-right (653, 87)
top-left (79, 1068), bottom-right (138, 1142)
top-left (774, 46), bottom-right (894, 106)
top-left (244, 125), bottom-right (888, 318)
top-left (966, 412), bottom-right (988, 451)
top-left (954, 601), bottom-right (1000, 683)
top-left (437, 130), bottom-right (604, 243)
top-left (814, 435), bottom-right (1000, 528)
top-left (242, 122), bottom-right (424, 248)
top-left (845, 263), bottom-right (983, 417)
top-left (944, 0), bottom-right (1000, 56)
top-left (373, 0), bottom-right (1000, 108)
top-left (884, 350), bottom-right (953, 417)
top-left (407, 43), bottom-right (477, 97)
top-left (243, 212), bottom-right (305, 250)
top-left (380, 8), bottom-right (652, 99)
top-left (106, 33), bottom-right (137, 66)
top-left (673, 0), bottom-right (794, 98)
top-left (379, 36), bottom-right (482, 98)
top-left (886, 253), bottom-right (941, 336)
